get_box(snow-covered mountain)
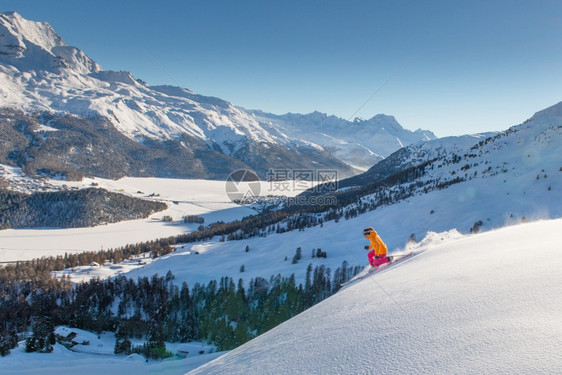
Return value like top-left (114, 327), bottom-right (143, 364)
top-left (0, 12), bottom-right (434, 179)
top-left (0, 11), bottom-right (101, 75)
top-left (251, 110), bottom-right (436, 170)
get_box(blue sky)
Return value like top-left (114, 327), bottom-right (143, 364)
top-left (3, 0), bottom-right (562, 136)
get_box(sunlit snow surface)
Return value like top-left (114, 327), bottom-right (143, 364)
top-left (188, 219), bottom-right (562, 375)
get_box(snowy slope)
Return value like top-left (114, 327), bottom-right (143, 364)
top-left (0, 12), bottom-right (431, 173)
top-left (4, 220), bottom-right (561, 374)
top-left (188, 218), bottom-right (562, 374)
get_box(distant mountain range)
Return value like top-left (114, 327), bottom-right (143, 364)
top-left (0, 11), bottom-right (435, 180)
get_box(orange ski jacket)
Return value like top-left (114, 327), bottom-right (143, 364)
top-left (365, 230), bottom-right (388, 257)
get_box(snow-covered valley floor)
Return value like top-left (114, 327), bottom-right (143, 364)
top-left (0, 173), bottom-right (292, 262)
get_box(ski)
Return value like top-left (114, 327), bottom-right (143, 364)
top-left (339, 251), bottom-right (415, 290)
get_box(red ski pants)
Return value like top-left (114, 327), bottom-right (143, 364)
top-left (368, 250), bottom-right (389, 267)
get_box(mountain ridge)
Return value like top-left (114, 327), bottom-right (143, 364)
top-left (0, 12), bottom-right (434, 179)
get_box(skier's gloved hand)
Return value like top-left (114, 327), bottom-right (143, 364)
top-left (364, 246), bottom-right (369, 250)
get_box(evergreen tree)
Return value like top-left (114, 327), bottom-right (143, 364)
top-left (114, 323), bottom-right (132, 355)
top-left (292, 247), bottom-right (302, 264)
top-left (0, 330), bottom-right (18, 356)
top-left (25, 317), bottom-right (55, 353)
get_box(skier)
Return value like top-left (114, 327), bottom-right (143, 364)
top-left (363, 227), bottom-right (389, 267)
